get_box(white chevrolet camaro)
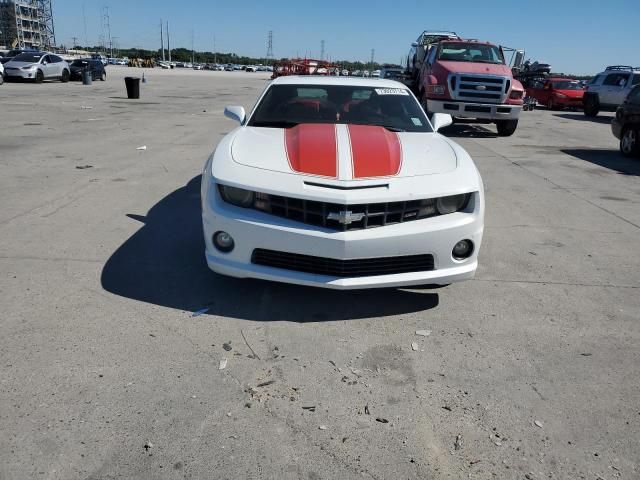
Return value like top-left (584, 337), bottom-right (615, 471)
top-left (201, 76), bottom-right (484, 289)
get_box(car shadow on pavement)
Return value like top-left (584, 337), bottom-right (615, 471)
top-left (439, 123), bottom-right (498, 138)
top-left (553, 113), bottom-right (613, 125)
top-left (562, 149), bottom-right (640, 176)
top-left (100, 176), bottom-right (439, 322)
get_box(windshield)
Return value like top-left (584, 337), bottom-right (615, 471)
top-left (71, 60), bottom-right (90, 67)
top-left (552, 81), bottom-right (582, 90)
top-left (12, 53), bottom-right (42, 63)
top-left (248, 84), bottom-right (432, 133)
top-left (438, 42), bottom-right (504, 64)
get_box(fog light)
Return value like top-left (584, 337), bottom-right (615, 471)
top-left (452, 239), bottom-right (473, 260)
top-left (213, 231), bottom-right (234, 252)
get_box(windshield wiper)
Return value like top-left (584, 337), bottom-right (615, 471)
top-left (251, 120), bottom-right (299, 128)
top-left (379, 125), bottom-right (406, 132)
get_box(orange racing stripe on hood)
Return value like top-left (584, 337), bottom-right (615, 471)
top-left (284, 124), bottom-right (338, 178)
top-left (347, 125), bottom-right (402, 178)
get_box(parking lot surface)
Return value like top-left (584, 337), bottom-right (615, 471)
top-left (1, 67), bottom-right (639, 479)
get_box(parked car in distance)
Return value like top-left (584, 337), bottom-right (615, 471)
top-left (202, 76), bottom-right (484, 289)
top-left (90, 53), bottom-right (108, 66)
top-left (4, 52), bottom-right (70, 83)
top-left (69, 58), bottom-right (106, 81)
top-left (526, 77), bottom-right (584, 110)
top-left (584, 65), bottom-right (640, 117)
top-left (611, 84), bottom-right (640, 157)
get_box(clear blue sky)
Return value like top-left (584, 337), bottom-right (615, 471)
top-left (54, 0), bottom-right (639, 75)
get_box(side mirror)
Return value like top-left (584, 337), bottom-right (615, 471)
top-left (224, 106), bottom-right (246, 124)
top-left (411, 42), bottom-right (418, 47)
top-left (431, 113), bottom-right (453, 132)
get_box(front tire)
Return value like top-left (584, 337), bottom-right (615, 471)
top-left (547, 99), bottom-right (558, 111)
top-left (583, 95), bottom-right (599, 117)
top-left (35, 70), bottom-right (44, 83)
top-left (100, 72), bottom-right (106, 81)
top-left (496, 119), bottom-right (518, 136)
top-left (61, 69), bottom-right (69, 82)
top-left (0, 73), bottom-right (3, 85)
top-left (620, 127), bottom-right (639, 158)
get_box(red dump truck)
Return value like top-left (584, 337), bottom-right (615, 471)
top-left (414, 36), bottom-right (524, 136)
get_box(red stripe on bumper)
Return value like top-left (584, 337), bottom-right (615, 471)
top-left (348, 125), bottom-right (402, 178)
top-left (285, 124), bottom-right (337, 178)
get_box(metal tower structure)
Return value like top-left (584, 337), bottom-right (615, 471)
top-left (266, 30), bottom-right (274, 60)
top-left (320, 40), bottom-right (325, 61)
top-left (101, 6), bottom-right (112, 57)
top-left (0, 0), bottom-right (56, 49)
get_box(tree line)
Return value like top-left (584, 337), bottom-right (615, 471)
top-left (68, 45), bottom-right (385, 70)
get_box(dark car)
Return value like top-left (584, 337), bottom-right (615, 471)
top-left (69, 58), bottom-right (106, 81)
top-left (611, 84), bottom-right (640, 157)
top-left (0, 48), bottom-right (39, 64)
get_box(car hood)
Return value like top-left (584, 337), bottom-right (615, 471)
top-left (5, 61), bottom-right (36, 68)
top-left (437, 60), bottom-right (512, 77)
top-left (230, 124), bottom-right (457, 180)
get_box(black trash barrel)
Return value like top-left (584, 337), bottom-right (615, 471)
top-left (82, 69), bottom-right (92, 85)
top-left (124, 76), bottom-right (140, 99)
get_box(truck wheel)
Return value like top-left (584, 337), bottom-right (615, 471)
top-left (583, 96), bottom-right (599, 117)
top-left (547, 99), bottom-right (557, 111)
top-left (620, 127), bottom-right (639, 158)
top-left (496, 119), bottom-right (518, 136)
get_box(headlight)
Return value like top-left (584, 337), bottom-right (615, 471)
top-left (219, 185), bottom-right (254, 207)
top-left (509, 90), bottom-right (524, 99)
top-left (436, 194), bottom-right (469, 215)
top-left (21, 65), bottom-right (35, 70)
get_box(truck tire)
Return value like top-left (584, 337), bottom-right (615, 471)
top-left (583, 94), bottom-right (599, 117)
top-left (496, 119), bottom-right (518, 136)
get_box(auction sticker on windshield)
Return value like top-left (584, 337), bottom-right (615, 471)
top-left (375, 88), bottom-right (410, 96)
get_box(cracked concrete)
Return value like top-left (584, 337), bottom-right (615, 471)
top-left (1, 67), bottom-right (639, 479)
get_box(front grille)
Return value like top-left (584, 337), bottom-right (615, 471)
top-left (252, 249), bottom-right (435, 277)
top-left (450, 74), bottom-right (509, 104)
top-left (255, 192), bottom-right (439, 231)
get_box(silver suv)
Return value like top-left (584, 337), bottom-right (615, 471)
top-left (583, 65), bottom-right (640, 117)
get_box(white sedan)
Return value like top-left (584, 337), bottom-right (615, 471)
top-left (201, 76), bottom-right (484, 289)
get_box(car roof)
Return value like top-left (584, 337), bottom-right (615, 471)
top-left (270, 76), bottom-right (409, 89)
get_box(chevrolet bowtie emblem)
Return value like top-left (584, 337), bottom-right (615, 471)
top-left (327, 210), bottom-right (365, 225)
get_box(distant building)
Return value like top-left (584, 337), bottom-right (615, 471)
top-left (0, 0), bottom-right (55, 50)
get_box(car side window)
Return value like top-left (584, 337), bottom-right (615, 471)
top-left (603, 73), bottom-right (629, 86)
top-left (50, 55), bottom-right (62, 63)
top-left (632, 75), bottom-right (640, 86)
top-left (41, 55), bottom-right (50, 64)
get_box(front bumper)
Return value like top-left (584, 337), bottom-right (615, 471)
top-left (202, 190), bottom-right (483, 290)
top-left (428, 99), bottom-right (521, 120)
top-left (4, 68), bottom-right (36, 79)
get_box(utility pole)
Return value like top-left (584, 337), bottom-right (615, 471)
top-left (166, 21), bottom-right (171, 62)
top-left (160, 19), bottom-right (165, 61)
top-left (191, 29), bottom-right (194, 64)
top-left (370, 48), bottom-right (375, 72)
top-left (320, 40), bottom-right (325, 61)
top-left (71, 36), bottom-right (78, 50)
top-left (266, 30), bottom-right (273, 63)
top-left (101, 6), bottom-right (112, 58)
top-left (213, 35), bottom-right (217, 64)
top-left (82, 2), bottom-right (88, 47)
